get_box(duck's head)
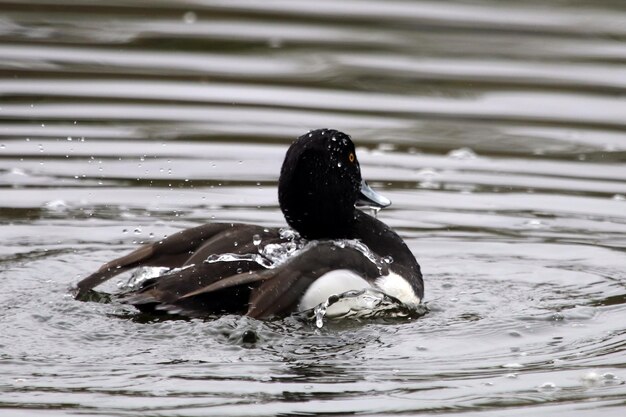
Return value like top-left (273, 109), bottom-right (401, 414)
top-left (278, 129), bottom-right (390, 239)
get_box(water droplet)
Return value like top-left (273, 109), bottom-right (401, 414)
top-left (415, 168), bottom-right (439, 180)
top-left (502, 363), bottom-right (523, 369)
top-left (383, 255), bottom-right (393, 264)
top-left (279, 228), bottom-right (298, 240)
top-left (314, 299), bottom-right (330, 328)
top-left (183, 11), bottom-right (197, 24)
top-left (268, 37), bottom-right (283, 48)
top-left (252, 234), bottom-right (262, 246)
top-left (416, 169), bottom-right (440, 189)
top-left (550, 312), bottom-right (565, 321)
top-left (377, 143), bottom-right (395, 152)
top-left (538, 382), bottom-right (557, 391)
top-left (525, 219), bottom-right (544, 228)
top-left (241, 329), bottom-right (258, 344)
top-left (447, 147), bottom-right (477, 160)
top-left (581, 371), bottom-right (602, 384)
top-left (133, 228), bottom-right (142, 235)
top-left (602, 372), bottom-right (616, 380)
top-left (44, 200), bottom-right (68, 211)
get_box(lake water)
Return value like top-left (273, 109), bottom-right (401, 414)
top-left (1, 0), bottom-right (625, 415)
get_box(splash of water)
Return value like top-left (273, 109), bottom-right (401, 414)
top-left (205, 252), bottom-right (275, 269)
top-left (307, 288), bottom-right (427, 328)
top-left (117, 266), bottom-right (171, 290)
top-left (332, 239), bottom-right (391, 274)
top-left (204, 231), bottom-right (309, 270)
top-left (203, 232), bottom-right (395, 279)
top-left (279, 227), bottom-right (299, 240)
top-left (313, 298), bottom-right (331, 328)
top-left (357, 205), bottom-right (382, 218)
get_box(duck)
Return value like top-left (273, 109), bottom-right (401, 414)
top-left (74, 129), bottom-right (424, 319)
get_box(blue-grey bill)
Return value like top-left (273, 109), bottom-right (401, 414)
top-left (356, 180), bottom-right (391, 209)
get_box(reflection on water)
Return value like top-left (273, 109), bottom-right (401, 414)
top-left (0, 0), bottom-right (625, 416)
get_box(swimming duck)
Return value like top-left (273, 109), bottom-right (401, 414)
top-left (75, 129), bottom-right (423, 318)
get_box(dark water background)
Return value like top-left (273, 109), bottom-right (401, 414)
top-left (1, 0), bottom-right (625, 415)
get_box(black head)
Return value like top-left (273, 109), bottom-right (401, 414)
top-left (278, 129), bottom-right (389, 239)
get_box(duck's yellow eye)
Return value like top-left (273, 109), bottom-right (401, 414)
top-left (348, 153), bottom-right (355, 163)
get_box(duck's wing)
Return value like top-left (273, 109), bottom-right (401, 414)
top-left (122, 257), bottom-right (273, 315)
top-left (74, 223), bottom-right (278, 299)
top-left (140, 242), bottom-right (386, 318)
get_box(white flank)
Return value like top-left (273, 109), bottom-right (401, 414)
top-left (298, 269), bottom-right (371, 312)
top-left (375, 272), bottom-right (421, 307)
